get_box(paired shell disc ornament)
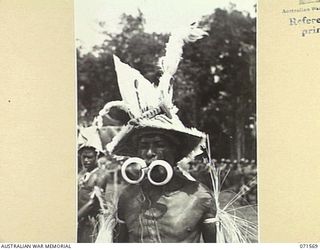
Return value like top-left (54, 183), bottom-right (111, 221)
top-left (121, 157), bottom-right (173, 186)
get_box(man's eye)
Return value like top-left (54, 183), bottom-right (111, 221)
top-left (139, 144), bottom-right (148, 149)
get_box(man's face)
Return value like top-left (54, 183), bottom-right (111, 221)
top-left (80, 149), bottom-right (97, 172)
top-left (137, 134), bottom-right (177, 166)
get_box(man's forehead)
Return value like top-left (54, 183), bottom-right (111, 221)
top-left (138, 134), bottom-right (168, 143)
top-left (81, 149), bottom-right (96, 155)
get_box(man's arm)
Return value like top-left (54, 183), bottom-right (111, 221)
top-left (113, 222), bottom-right (129, 242)
top-left (201, 219), bottom-right (217, 243)
top-left (113, 192), bottom-right (129, 242)
top-left (199, 184), bottom-right (217, 243)
top-left (78, 186), bottom-right (103, 219)
top-left (78, 198), bottom-right (95, 219)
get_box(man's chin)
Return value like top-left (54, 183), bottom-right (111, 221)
top-left (84, 166), bottom-right (95, 171)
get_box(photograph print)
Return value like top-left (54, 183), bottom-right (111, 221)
top-left (76, 0), bottom-right (257, 243)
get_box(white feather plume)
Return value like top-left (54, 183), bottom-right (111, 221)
top-left (158, 23), bottom-right (208, 107)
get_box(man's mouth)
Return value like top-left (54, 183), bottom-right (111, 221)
top-left (145, 158), bottom-right (157, 165)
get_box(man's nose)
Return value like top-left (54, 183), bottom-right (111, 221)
top-left (146, 147), bottom-right (156, 158)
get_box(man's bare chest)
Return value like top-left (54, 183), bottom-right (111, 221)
top-left (122, 190), bottom-right (205, 242)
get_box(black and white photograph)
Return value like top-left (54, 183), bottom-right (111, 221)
top-left (76, 0), bottom-right (257, 243)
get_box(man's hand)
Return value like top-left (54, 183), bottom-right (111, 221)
top-left (90, 186), bottom-right (105, 210)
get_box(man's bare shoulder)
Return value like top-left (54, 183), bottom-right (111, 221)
top-left (182, 180), bottom-right (213, 197)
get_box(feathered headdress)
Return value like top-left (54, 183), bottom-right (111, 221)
top-left (78, 101), bottom-right (130, 153)
top-left (106, 23), bottom-right (208, 162)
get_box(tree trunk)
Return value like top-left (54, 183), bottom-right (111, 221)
top-left (231, 96), bottom-right (245, 165)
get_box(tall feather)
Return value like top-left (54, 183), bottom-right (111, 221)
top-left (113, 55), bottom-right (160, 118)
top-left (158, 23), bottom-right (208, 107)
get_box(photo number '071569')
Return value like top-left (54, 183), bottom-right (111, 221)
top-left (300, 244), bottom-right (319, 248)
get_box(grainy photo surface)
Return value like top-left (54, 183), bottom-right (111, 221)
top-left (75, 0), bottom-right (257, 243)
